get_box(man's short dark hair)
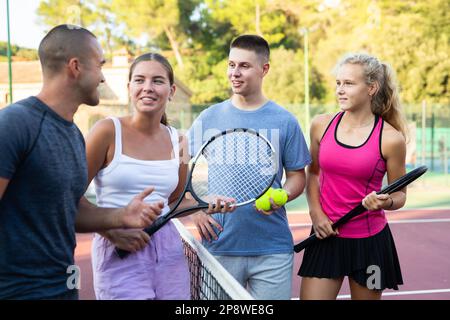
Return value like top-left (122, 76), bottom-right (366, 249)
top-left (38, 24), bottom-right (97, 75)
top-left (230, 34), bottom-right (270, 63)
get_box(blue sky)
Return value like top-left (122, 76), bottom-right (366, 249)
top-left (1, 0), bottom-right (47, 49)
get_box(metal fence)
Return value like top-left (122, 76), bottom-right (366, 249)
top-left (181, 103), bottom-right (450, 173)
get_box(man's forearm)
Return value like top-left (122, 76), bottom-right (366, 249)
top-left (75, 197), bottom-right (123, 233)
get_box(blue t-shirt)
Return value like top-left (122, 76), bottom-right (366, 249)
top-left (0, 97), bottom-right (87, 299)
top-left (187, 100), bottom-right (311, 255)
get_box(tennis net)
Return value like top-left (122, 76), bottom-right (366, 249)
top-left (173, 219), bottom-right (254, 300)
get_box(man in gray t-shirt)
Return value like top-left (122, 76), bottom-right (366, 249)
top-left (0, 25), bottom-right (162, 299)
top-left (188, 35), bottom-right (311, 300)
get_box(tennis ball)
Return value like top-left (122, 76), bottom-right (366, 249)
top-left (264, 187), bottom-right (275, 198)
top-left (272, 189), bottom-right (288, 206)
top-left (255, 195), bottom-right (271, 211)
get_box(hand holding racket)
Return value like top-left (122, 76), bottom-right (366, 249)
top-left (116, 128), bottom-right (277, 258)
top-left (293, 165), bottom-right (428, 253)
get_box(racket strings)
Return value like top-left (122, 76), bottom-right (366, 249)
top-left (191, 131), bottom-right (276, 205)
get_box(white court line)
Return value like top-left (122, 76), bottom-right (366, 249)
top-left (186, 218), bottom-right (450, 230)
top-left (290, 218), bottom-right (450, 228)
top-left (288, 208), bottom-right (450, 215)
top-left (290, 288), bottom-right (450, 300)
top-left (336, 288), bottom-right (450, 299)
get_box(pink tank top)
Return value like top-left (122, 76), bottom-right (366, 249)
top-left (319, 112), bottom-right (387, 238)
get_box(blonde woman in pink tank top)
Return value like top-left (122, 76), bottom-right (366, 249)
top-left (299, 53), bottom-right (409, 300)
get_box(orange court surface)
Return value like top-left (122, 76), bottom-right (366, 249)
top-left (75, 209), bottom-right (450, 300)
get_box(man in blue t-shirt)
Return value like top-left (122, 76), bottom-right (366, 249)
top-left (188, 35), bottom-right (311, 300)
top-left (0, 25), bottom-right (163, 299)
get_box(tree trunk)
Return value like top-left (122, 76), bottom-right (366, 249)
top-left (164, 26), bottom-right (184, 69)
top-left (256, 3), bottom-right (261, 35)
top-left (105, 28), bottom-right (113, 59)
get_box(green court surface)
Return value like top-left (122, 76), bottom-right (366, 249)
top-left (286, 171), bottom-right (450, 212)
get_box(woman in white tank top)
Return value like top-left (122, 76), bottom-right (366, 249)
top-left (85, 53), bottom-right (198, 299)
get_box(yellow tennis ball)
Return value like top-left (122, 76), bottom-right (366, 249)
top-left (264, 187), bottom-right (275, 198)
top-left (272, 189), bottom-right (288, 206)
top-left (255, 195), bottom-right (271, 211)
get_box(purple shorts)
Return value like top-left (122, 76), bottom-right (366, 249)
top-left (91, 221), bottom-right (190, 300)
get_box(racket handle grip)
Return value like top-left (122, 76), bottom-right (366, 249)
top-left (115, 216), bottom-right (169, 259)
top-left (143, 215), bottom-right (168, 236)
top-left (115, 248), bottom-right (130, 259)
top-left (293, 233), bottom-right (318, 253)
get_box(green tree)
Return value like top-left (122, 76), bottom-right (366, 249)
top-left (35, 0), bottom-right (449, 108)
top-left (287, 0), bottom-right (449, 105)
top-left (0, 42), bottom-right (19, 56)
top-left (37, 0), bottom-right (97, 28)
top-left (370, 0), bottom-right (449, 104)
top-left (111, 0), bottom-right (188, 68)
top-left (177, 55), bottom-right (230, 104)
top-left (37, 0), bottom-right (127, 59)
top-left (15, 48), bottom-right (39, 60)
top-left (0, 42), bottom-right (38, 61)
top-left (204, 0), bottom-right (291, 45)
top-left (263, 47), bottom-right (305, 105)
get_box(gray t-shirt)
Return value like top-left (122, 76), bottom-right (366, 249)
top-left (0, 97), bottom-right (87, 299)
top-left (188, 100), bottom-right (311, 255)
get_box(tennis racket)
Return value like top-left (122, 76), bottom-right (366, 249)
top-left (116, 128), bottom-right (278, 258)
top-left (293, 165), bottom-right (428, 253)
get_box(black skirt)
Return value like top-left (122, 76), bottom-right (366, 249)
top-left (298, 224), bottom-right (403, 290)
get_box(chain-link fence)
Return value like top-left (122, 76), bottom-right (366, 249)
top-left (179, 103), bottom-right (449, 174)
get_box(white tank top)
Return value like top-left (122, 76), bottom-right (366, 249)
top-left (93, 117), bottom-right (179, 216)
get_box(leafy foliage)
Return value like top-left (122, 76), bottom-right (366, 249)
top-left (32, 0), bottom-right (450, 106)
